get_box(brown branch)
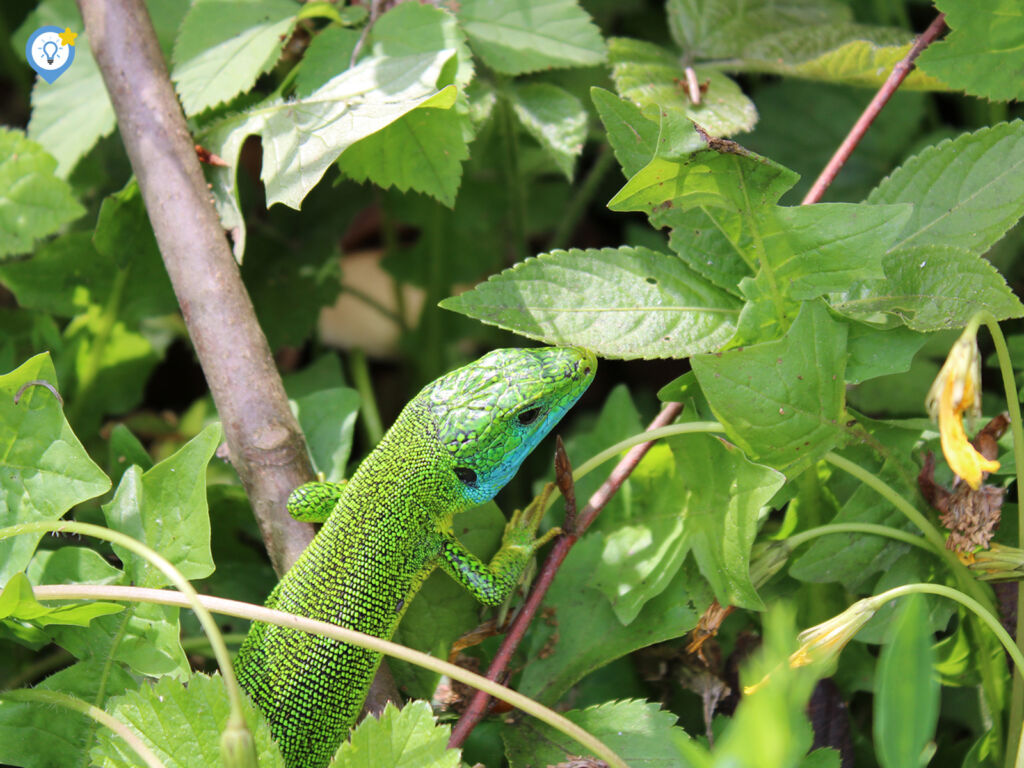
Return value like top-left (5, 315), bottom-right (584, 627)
top-left (449, 402), bottom-right (684, 748)
top-left (76, 0), bottom-right (317, 574)
top-left (800, 13), bottom-right (947, 205)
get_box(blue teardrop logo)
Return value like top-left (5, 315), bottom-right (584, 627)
top-left (26, 25), bottom-right (77, 84)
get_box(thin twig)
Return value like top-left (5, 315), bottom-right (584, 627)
top-left (448, 402), bottom-right (684, 748)
top-left (800, 13), bottom-right (947, 205)
top-left (554, 436), bottom-right (577, 532)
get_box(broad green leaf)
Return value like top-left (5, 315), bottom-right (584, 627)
top-left (829, 245), bottom-right (1024, 332)
top-left (691, 300), bottom-right (847, 475)
top-left (874, 595), bottom-right (939, 768)
top-left (503, 699), bottom-right (696, 768)
top-left (676, 436), bottom-right (784, 609)
top-left (0, 572), bottom-right (122, 629)
top-left (660, 207), bottom-right (747, 297)
top-left (331, 701), bottom-right (459, 768)
top-left (790, 422), bottom-right (923, 589)
top-left (91, 673), bottom-right (285, 768)
top-left (205, 49), bottom-right (457, 257)
top-left (518, 533), bottom-right (712, 705)
top-left (608, 37), bottom-right (757, 137)
top-left (27, 545), bottom-right (124, 585)
top-left (391, 504), bottom-right (503, 698)
top-left (171, 0), bottom-right (300, 116)
top-left (591, 87), bottom-right (658, 179)
top-left (845, 324), bottom-right (927, 385)
top-left (0, 234), bottom-right (111, 317)
top-left (917, 0), bottom-right (1024, 102)
top-left (293, 387), bottom-right (360, 483)
top-left (868, 122), bottom-right (1024, 254)
top-left (293, 26), bottom-right (361, 97)
top-left (337, 2), bottom-right (475, 206)
top-left (456, 0), bottom-right (605, 75)
top-left (509, 82), bottom-right (587, 180)
top-left (102, 423), bottom-right (220, 587)
top-left (666, 0), bottom-right (848, 59)
top-left (0, 354), bottom-right (110, 586)
top-left (440, 246), bottom-right (741, 359)
top-left (107, 424), bottom-right (154, 485)
top-left (0, 129), bottom-right (84, 258)
top-left (0, 661), bottom-right (136, 768)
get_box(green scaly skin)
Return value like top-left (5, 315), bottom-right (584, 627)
top-left (235, 347), bottom-right (596, 768)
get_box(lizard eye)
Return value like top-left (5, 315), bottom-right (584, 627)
top-left (453, 466), bottom-right (477, 485)
top-left (517, 407), bottom-right (541, 426)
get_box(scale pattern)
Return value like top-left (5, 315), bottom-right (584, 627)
top-left (234, 347), bottom-right (596, 768)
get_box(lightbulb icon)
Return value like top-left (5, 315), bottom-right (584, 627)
top-left (25, 26), bottom-right (76, 83)
top-left (42, 40), bottom-right (58, 64)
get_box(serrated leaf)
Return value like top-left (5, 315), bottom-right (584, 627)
top-left (0, 354), bottom-right (110, 586)
top-left (91, 673), bottom-right (285, 768)
top-left (0, 572), bottom-right (122, 629)
top-left (0, 128), bottom-right (84, 258)
top-left (509, 82), bottom-right (587, 180)
top-left (503, 699), bottom-right (694, 768)
top-left (874, 595), bottom-right (939, 768)
top-left (591, 86), bottom-right (659, 179)
top-left (456, 0), bottom-right (605, 75)
top-left (691, 300), bottom-right (847, 475)
top-left (439, 246), bottom-right (741, 359)
top-left (171, 0), bottom-right (300, 116)
top-left (868, 122), bottom-right (1024, 255)
top-left (330, 701), bottom-right (459, 768)
top-left (102, 423), bottom-right (221, 587)
top-left (829, 245), bottom-right (1024, 332)
top-left (205, 49), bottom-right (457, 258)
top-left (917, 0), bottom-right (1024, 102)
top-left (608, 37), bottom-right (757, 137)
top-left (0, 661), bottom-right (136, 768)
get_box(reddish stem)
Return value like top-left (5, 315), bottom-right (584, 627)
top-left (800, 13), bottom-right (947, 205)
top-left (448, 402), bottom-right (684, 749)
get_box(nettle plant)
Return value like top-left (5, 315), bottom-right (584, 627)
top-left (3, 0), bottom-right (1024, 766)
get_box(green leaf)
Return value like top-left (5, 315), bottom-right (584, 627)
top-left (829, 245), bottom-right (1024, 332)
top-left (0, 661), bottom-right (136, 768)
top-left (518, 534), bottom-right (712, 705)
top-left (691, 300), bottom-right (847, 475)
top-left (337, 2), bottom-right (475, 206)
top-left (293, 26), bottom-right (361, 97)
top-left (502, 699), bottom-right (696, 768)
top-left (0, 572), bottom-right (122, 629)
top-left (205, 49), bottom-right (457, 257)
top-left (28, 545), bottom-right (124, 586)
top-left (0, 128), bottom-right (84, 258)
top-left (456, 0), bottom-right (605, 75)
top-left (171, 0), bottom-right (300, 116)
top-left (509, 82), bottom-right (587, 180)
top-left (845, 324), bottom-right (928, 385)
top-left (917, 0), bottom-right (1024, 102)
top-left (294, 387), bottom-right (360, 483)
top-left (0, 234), bottom-right (108, 316)
top-left (608, 37), bottom-right (757, 137)
top-left (591, 87), bottom-right (659, 179)
top-left (330, 701), bottom-right (459, 768)
top-left (102, 423), bottom-right (221, 587)
top-left (439, 246), bottom-right (742, 360)
top-left (391, 504), bottom-right (503, 698)
top-left (0, 354), bottom-right (110, 586)
top-left (868, 122), bottom-right (1024, 255)
top-left (91, 673), bottom-right (285, 768)
top-left (874, 595), bottom-right (939, 768)
top-left (107, 424), bottom-right (154, 485)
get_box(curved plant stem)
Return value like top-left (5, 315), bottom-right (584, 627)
top-left (0, 522), bottom-right (249, 741)
top-left (785, 522), bottom-right (935, 553)
top-left (1, 688), bottom-right (166, 768)
top-left (801, 12), bottom-right (947, 204)
top-left (30, 584), bottom-right (628, 768)
top-left (976, 311), bottom-right (1024, 768)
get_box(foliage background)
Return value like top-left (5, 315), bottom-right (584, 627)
top-left (2, 0), bottom-right (1024, 767)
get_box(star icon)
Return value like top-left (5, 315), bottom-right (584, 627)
top-left (58, 27), bottom-right (77, 47)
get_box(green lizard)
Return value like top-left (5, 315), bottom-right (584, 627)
top-left (235, 347), bottom-right (596, 768)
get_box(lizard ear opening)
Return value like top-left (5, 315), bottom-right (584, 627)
top-left (453, 466), bottom-right (478, 485)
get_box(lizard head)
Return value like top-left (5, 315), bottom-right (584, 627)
top-left (423, 347), bottom-right (597, 507)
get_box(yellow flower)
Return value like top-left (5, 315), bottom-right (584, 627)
top-left (926, 327), bottom-right (1000, 490)
top-left (788, 597), bottom-right (879, 669)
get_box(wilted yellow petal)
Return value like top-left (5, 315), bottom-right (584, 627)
top-left (938, 369), bottom-right (999, 490)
